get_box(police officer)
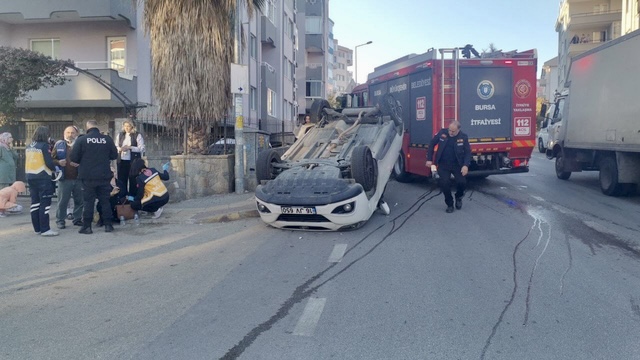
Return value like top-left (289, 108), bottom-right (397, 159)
top-left (70, 120), bottom-right (118, 233)
top-left (426, 120), bottom-right (471, 213)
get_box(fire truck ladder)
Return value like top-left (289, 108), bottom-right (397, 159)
top-left (438, 48), bottom-right (459, 128)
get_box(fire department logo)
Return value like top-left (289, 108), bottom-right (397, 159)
top-left (515, 79), bottom-right (532, 99)
top-left (477, 80), bottom-right (495, 100)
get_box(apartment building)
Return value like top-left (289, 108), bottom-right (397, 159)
top-left (622, 0), bottom-right (640, 33)
top-left (0, 0), bottom-right (150, 142)
top-left (556, 0), bottom-right (623, 88)
top-left (299, 0), bottom-right (331, 120)
top-left (333, 41), bottom-right (354, 95)
top-left (538, 57), bottom-right (559, 103)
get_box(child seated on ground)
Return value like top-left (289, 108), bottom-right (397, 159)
top-left (0, 181), bottom-right (26, 217)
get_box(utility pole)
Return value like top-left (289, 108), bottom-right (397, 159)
top-left (233, 2), bottom-right (245, 194)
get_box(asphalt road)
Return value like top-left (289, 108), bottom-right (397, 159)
top-left (1, 152), bottom-right (640, 360)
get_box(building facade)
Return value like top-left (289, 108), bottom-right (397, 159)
top-left (538, 57), bottom-right (559, 103)
top-left (556, 0), bottom-right (622, 88)
top-left (333, 41), bottom-right (354, 95)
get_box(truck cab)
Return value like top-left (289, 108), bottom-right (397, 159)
top-left (541, 90), bottom-right (567, 159)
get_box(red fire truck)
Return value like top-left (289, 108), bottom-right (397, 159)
top-left (347, 46), bottom-right (537, 181)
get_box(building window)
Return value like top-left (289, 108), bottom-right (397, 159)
top-left (107, 37), bottom-right (126, 72)
top-left (267, 88), bottom-right (277, 117)
top-left (306, 17), bottom-right (322, 34)
top-left (306, 81), bottom-right (322, 98)
top-left (266, 0), bottom-right (276, 24)
top-left (250, 86), bottom-right (257, 111)
top-left (289, 59), bottom-right (295, 80)
top-left (284, 56), bottom-right (291, 80)
top-left (30, 39), bottom-right (60, 58)
top-left (250, 35), bottom-right (257, 59)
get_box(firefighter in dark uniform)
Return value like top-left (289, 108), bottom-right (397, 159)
top-left (426, 120), bottom-right (472, 213)
top-left (70, 120), bottom-right (118, 233)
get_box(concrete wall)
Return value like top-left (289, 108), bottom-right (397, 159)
top-left (167, 155), bottom-right (234, 202)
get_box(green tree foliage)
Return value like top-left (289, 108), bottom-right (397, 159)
top-left (0, 47), bottom-right (72, 125)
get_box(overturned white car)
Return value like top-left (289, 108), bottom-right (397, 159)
top-left (254, 95), bottom-right (404, 231)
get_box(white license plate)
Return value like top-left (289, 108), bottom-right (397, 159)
top-left (281, 206), bottom-right (316, 215)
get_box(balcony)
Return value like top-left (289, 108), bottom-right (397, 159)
top-left (260, 15), bottom-right (277, 48)
top-left (568, 10), bottom-right (621, 30)
top-left (0, 0), bottom-right (136, 28)
top-left (18, 65), bottom-right (137, 109)
top-left (305, 34), bottom-right (325, 53)
top-left (568, 39), bottom-right (605, 57)
top-left (306, 63), bottom-right (323, 80)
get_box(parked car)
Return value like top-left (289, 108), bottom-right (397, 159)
top-left (254, 95), bottom-right (404, 231)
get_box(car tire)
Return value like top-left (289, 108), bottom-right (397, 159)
top-left (256, 149), bottom-right (281, 184)
top-left (599, 156), bottom-right (627, 196)
top-left (310, 99), bottom-right (331, 123)
top-left (379, 93), bottom-right (403, 129)
top-left (538, 138), bottom-right (546, 153)
top-left (392, 151), bottom-right (412, 183)
top-left (351, 145), bottom-right (377, 192)
top-left (555, 154), bottom-right (571, 180)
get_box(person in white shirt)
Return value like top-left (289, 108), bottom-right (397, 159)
top-left (115, 119), bottom-right (145, 196)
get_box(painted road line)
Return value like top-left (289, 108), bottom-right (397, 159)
top-left (327, 244), bottom-right (348, 263)
top-left (293, 297), bottom-right (327, 336)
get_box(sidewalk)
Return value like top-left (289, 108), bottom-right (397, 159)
top-left (6, 191), bottom-right (259, 227)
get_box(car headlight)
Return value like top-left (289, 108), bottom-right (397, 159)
top-left (332, 202), bottom-right (355, 214)
top-left (257, 202), bottom-right (271, 213)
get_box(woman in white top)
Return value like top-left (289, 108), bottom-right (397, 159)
top-left (115, 119), bottom-right (145, 196)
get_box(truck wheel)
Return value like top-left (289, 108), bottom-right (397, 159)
top-left (538, 138), bottom-right (546, 153)
top-left (351, 145), bottom-right (377, 192)
top-left (256, 149), bottom-right (281, 184)
top-left (310, 99), bottom-right (331, 123)
top-left (599, 156), bottom-right (625, 196)
top-left (555, 154), bottom-right (571, 180)
top-left (392, 151), bottom-right (413, 183)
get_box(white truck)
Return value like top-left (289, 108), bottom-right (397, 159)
top-left (545, 29), bottom-right (640, 196)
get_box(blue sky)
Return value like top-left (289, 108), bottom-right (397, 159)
top-left (330, 0), bottom-right (560, 83)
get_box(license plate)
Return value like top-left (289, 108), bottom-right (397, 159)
top-left (281, 206), bottom-right (316, 215)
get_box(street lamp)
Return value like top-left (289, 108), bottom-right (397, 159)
top-left (355, 40), bottom-right (373, 85)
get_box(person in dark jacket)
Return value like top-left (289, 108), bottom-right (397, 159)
top-left (25, 126), bottom-right (58, 236)
top-left (128, 158), bottom-right (170, 219)
top-left (69, 120), bottom-right (118, 234)
top-left (96, 168), bottom-right (126, 227)
top-left (426, 120), bottom-right (471, 213)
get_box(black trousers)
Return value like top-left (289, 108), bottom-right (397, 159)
top-left (117, 160), bottom-right (137, 196)
top-left (28, 178), bottom-right (55, 233)
top-left (81, 180), bottom-right (113, 225)
top-left (437, 164), bottom-right (466, 206)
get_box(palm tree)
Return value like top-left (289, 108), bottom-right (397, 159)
top-left (140, 0), bottom-right (265, 154)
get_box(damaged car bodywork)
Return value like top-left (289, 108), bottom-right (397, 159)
top-left (254, 94), bottom-right (404, 231)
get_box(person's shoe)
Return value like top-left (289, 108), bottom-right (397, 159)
top-left (78, 225), bottom-right (93, 234)
top-left (104, 224), bottom-right (114, 233)
top-left (41, 229), bottom-right (59, 237)
top-left (152, 207), bottom-right (164, 219)
top-left (73, 220), bottom-right (83, 226)
top-left (446, 206), bottom-right (454, 213)
top-left (96, 219), bottom-right (104, 227)
top-left (0, 213), bottom-right (6, 218)
top-left (455, 197), bottom-right (463, 210)
top-left (56, 222), bottom-right (65, 229)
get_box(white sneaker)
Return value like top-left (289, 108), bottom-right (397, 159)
top-left (152, 207), bottom-right (164, 219)
top-left (0, 213), bottom-right (6, 218)
top-left (41, 229), bottom-right (59, 237)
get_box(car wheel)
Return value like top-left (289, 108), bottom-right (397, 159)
top-left (379, 93), bottom-right (403, 129)
top-left (392, 151), bottom-right (412, 183)
top-left (256, 149), bottom-right (281, 184)
top-left (555, 154), bottom-right (571, 180)
top-left (538, 138), bottom-right (546, 153)
top-left (351, 145), bottom-right (377, 192)
top-left (310, 99), bottom-right (331, 123)
top-left (599, 156), bottom-right (626, 196)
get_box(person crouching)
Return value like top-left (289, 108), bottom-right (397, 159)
top-left (128, 158), bottom-right (170, 219)
top-left (0, 181), bottom-right (26, 217)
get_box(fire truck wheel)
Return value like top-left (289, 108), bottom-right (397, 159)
top-left (351, 145), bottom-right (377, 192)
top-left (256, 149), bottom-right (281, 184)
top-left (555, 154), bottom-right (571, 180)
top-left (310, 99), bottom-right (331, 123)
top-left (392, 152), bottom-right (413, 183)
top-left (599, 156), bottom-right (628, 196)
